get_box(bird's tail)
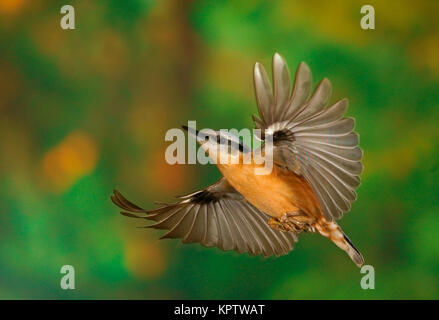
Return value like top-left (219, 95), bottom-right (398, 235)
top-left (316, 219), bottom-right (364, 267)
top-left (339, 232), bottom-right (364, 267)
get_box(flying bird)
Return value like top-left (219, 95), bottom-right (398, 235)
top-left (112, 53), bottom-right (364, 267)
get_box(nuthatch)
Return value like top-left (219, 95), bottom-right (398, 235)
top-left (112, 53), bottom-right (364, 267)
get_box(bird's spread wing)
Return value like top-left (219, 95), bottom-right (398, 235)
top-left (111, 178), bottom-right (297, 257)
top-left (253, 53), bottom-right (363, 221)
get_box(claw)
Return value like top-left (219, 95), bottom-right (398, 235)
top-left (268, 212), bottom-right (316, 233)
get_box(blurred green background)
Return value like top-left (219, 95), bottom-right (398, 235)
top-left (0, 0), bottom-right (438, 299)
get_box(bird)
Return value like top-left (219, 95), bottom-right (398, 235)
top-left (111, 53), bottom-right (364, 267)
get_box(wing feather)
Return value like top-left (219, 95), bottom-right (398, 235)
top-left (292, 78), bottom-right (332, 124)
top-left (204, 202), bottom-right (219, 247)
top-left (112, 178), bottom-right (297, 257)
top-left (283, 62), bottom-right (312, 120)
top-left (160, 206), bottom-right (194, 239)
top-left (183, 205), bottom-right (204, 243)
top-left (218, 200), bottom-right (244, 252)
top-left (221, 201), bottom-right (248, 254)
top-left (222, 199), bottom-right (265, 255)
top-left (254, 62), bottom-right (273, 124)
top-left (272, 53), bottom-right (291, 123)
top-left (233, 200), bottom-right (268, 256)
top-left (253, 53), bottom-right (362, 221)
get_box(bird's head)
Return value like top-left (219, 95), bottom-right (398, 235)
top-left (182, 125), bottom-right (250, 164)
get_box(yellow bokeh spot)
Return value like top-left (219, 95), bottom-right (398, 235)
top-left (123, 234), bottom-right (168, 279)
top-left (42, 131), bottom-right (98, 192)
top-left (410, 34), bottom-right (439, 76)
top-left (363, 119), bottom-right (436, 180)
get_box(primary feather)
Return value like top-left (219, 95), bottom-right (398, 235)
top-left (111, 178), bottom-right (297, 257)
top-left (253, 53), bottom-right (363, 221)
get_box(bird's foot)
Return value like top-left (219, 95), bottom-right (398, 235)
top-left (268, 217), bottom-right (294, 232)
top-left (268, 212), bottom-right (316, 233)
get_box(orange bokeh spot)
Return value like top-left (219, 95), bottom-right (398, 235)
top-left (0, 0), bottom-right (25, 15)
top-left (149, 150), bottom-right (188, 193)
top-left (42, 131), bottom-right (98, 192)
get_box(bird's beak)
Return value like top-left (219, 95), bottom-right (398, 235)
top-left (181, 125), bottom-right (199, 138)
top-left (182, 125), bottom-right (217, 146)
top-left (182, 125), bottom-right (206, 145)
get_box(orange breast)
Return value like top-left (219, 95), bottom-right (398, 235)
top-left (217, 160), bottom-right (322, 219)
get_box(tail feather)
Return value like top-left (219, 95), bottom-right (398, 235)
top-left (316, 219), bottom-right (364, 267)
top-left (342, 232), bottom-right (364, 267)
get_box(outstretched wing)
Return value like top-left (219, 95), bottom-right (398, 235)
top-left (253, 53), bottom-right (363, 221)
top-left (112, 178), bottom-right (297, 257)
